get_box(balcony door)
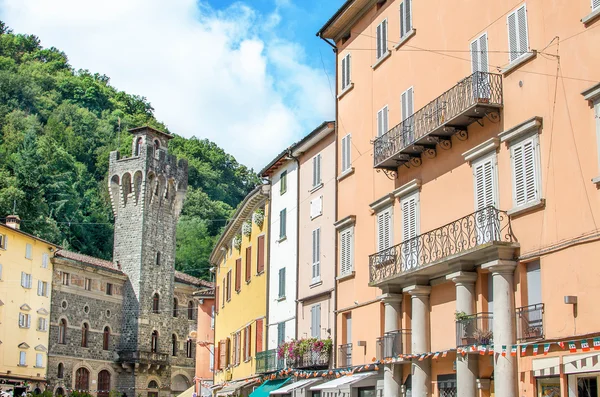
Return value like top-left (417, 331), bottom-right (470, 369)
top-left (473, 154), bottom-right (498, 244)
top-left (401, 193), bottom-right (419, 271)
top-left (376, 206), bottom-right (393, 266)
top-left (471, 33), bottom-right (490, 101)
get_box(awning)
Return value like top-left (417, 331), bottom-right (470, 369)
top-left (270, 379), bottom-right (322, 395)
top-left (176, 386), bottom-right (195, 397)
top-left (310, 372), bottom-right (377, 391)
top-left (217, 379), bottom-right (258, 396)
top-left (249, 378), bottom-right (291, 397)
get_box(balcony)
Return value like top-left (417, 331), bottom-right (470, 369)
top-left (255, 349), bottom-right (281, 374)
top-left (338, 344), bottom-right (352, 367)
top-left (516, 303), bottom-right (544, 342)
top-left (369, 206), bottom-right (517, 287)
top-left (373, 71), bottom-right (503, 169)
top-left (376, 330), bottom-right (411, 360)
top-left (456, 313), bottom-right (493, 347)
top-left (289, 350), bottom-right (331, 369)
top-left (118, 350), bottom-right (169, 367)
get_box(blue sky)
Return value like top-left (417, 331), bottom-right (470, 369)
top-left (0, 0), bottom-right (344, 170)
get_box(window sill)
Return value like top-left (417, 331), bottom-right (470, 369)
top-left (256, 271), bottom-right (265, 276)
top-left (311, 213), bottom-right (323, 221)
top-left (371, 50), bottom-right (391, 70)
top-left (309, 280), bottom-right (322, 288)
top-left (17, 364), bottom-right (27, 367)
top-left (337, 167), bottom-right (355, 181)
top-left (581, 8), bottom-right (600, 25)
top-left (337, 83), bottom-right (354, 100)
top-left (34, 366), bottom-right (45, 369)
top-left (336, 271), bottom-right (355, 282)
top-left (393, 29), bottom-right (416, 50)
top-left (310, 183), bottom-right (324, 194)
top-left (277, 236), bottom-right (287, 243)
top-left (592, 176), bottom-right (600, 185)
top-left (276, 296), bottom-right (286, 302)
top-left (508, 198), bottom-right (546, 217)
top-left (501, 51), bottom-right (537, 76)
top-left (280, 190), bottom-right (287, 196)
top-left (246, 279), bottom-right (251, 285)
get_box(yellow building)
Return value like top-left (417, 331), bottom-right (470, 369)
top-left (211, 185), bottom-right (270, 396)
top-left (0, 216), bottom-right (59, 395)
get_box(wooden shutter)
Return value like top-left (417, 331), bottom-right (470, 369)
top-left (312, 228), bottom-right (320, 281)
top-left (257, 235), bottom-right (265, 273)
top-left (381, 20), bottom-right (387, 57)
top-left (225, 338), bottom-right (230, 367)
top-left (235, 259), bottom-right (241, 292)
top-left (246, 325), bottom-right (252, 360)
top-left (376, 23), bottom-right (382, 59)
top-left (341, 56), bottom-right (347, 90)
top-left (245, 247), bottom-right (251, 282)
top-left (341, 134), bottom-right (351, 171)
top-left (278, 268), bottom-right (286, 298)
top-left (227, 271), bottom-right (232, 300)
top-left (404, 0), bottom-right (412, 34)
top-left (512, 136), bottom-right (538, 206)
top-left (402, 195), bottom-right (418, 242)
top-left (280, 209), bottom-right (286, 238)
top-left (311, 304), bottom-right (321, 338)
top-left (277, 323), bottom-right (285, 345)
top-left (255, 318), bottom-right (264, 353)
top-left (517, 5), bottom-right (528, 56)
top-left (474, 156), bottom-right (496, 210)
top-left (340, 228), bottom-right (353, 275)
top-left (215, 286), bottom-right (219, 313)
top-left (508, 5), bottom-right (528, 61)
top-left (399, 2), bottom-right (406, 37)
top-left (377, 207), bottom-right (392, 252)
top-left (345, 54), bottom-right (351, 87)
top-left (507, 11), bottom-right (518, 61)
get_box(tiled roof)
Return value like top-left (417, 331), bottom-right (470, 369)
top-left (174, 270), bottom-right (213, 287)
top-left (194, 288), bottom-right (215, 297)
top-left (55, 250), bottom-right (121, 272)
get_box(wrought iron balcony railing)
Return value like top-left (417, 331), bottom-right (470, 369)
top-left (369, 206), bottom-right (515, 285)
top-left (516, 303), bottom-right (544, 342)
top-left (376, 329), bottom-right (411, 360)
top-left (456, 312), bottom-right (493, 347)
top-left (119, 350), bottom-right (169, 365)
top-left (338, 344), bottom-right (352, 367)
top-left (373, 71), bottom-right (503, 169)
top-left (289, 350), bottom-right (331, 369)
top-left (255, 349), bottom-right (280, 373)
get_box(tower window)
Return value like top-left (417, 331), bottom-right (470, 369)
top-left (173, 298), bottom-right (178, 317)
top-left (103, 326), bottom-right (110, 350)
top-left (186, 339), bottom-right (193, 358)
top-left (188, 301), bottom-right (194, 320)
top-left (152, 293), bottom-right (160, 313)
top-left (154, 139), bottom-right (160, 155)
top-left (57, 363), bottom-right (64, 378)
top-left (58, 319), bottom-right (67, 344)
top-left (156, 251), bottom-right (161, 266)
top-left (135, 137), bottom-right (143, 156)
top-left (151, 331), bottom-right (159, 353)
top-left (172, 334), bottom-right (178, 356)
top-left (81, 323), bottom-right (89, 348)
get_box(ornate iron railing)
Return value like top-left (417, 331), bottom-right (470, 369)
top-left (255, 349), bottom-right (280, 373)
top-left (289, 350), bottom-right (331, 369)
top-left (456, 312), bottom-right (493, 347)
top-left (369, 206), bottom-right (515, 284)
top-left (376, 329), bottom-right (411, 360)
top-left (338, 344), bottom-right (352, 367)
top-left (119, 350), bottom-right (169, 365)
top-left (516, 303), bottom-right (544, 341)
top-left (373, 71), bottom-right (503, 167)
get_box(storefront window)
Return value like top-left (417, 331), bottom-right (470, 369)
top-left (357, 387), bottom-right (376, 397)
top-left (537, 377), bottom-right (560, 397)
top-left (578, 377), bottom-right (598, 397)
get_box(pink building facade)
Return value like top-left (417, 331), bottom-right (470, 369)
top-left (194, 290), bottom-right (215, 396)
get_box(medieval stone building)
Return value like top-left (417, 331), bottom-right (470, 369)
top-left (47, 127), bottom-right (212, 397)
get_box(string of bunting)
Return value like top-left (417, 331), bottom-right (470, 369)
top-left (455, 337), bottom-right (600, 358)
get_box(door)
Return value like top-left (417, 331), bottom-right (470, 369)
top-left (97, 370), bottom-right (111, 397)
top-left (471, 33), bottom-right (490, 101)
top-left (473, 154), bottom-right (498, 244)
top-left (401, 193), bottom-right (419, 271)
top-left (376, 207), bottom-right (393, 265)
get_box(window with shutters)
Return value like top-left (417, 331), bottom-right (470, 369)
top-left (313, 154), bottom-right (322, 187)
top-left (375, 19), bottom-right (388, 60)
top-left (507, 4), bottom-right (529, 62)
top-left (226, 270), bottom-right (232, 301)
top-left (244, 325), bottom-right (252, 361)
top-left (38, 317), bottom-right (47, 332)
top-left (257, 235), bottom-right (265, 274)
top-left (245, 246), bottom-right (252, 282)
top-left (339, 227), bottom-right (354, 276)
top-left (255, 318), bottom-right (264, 353)
top-left (376, 207), bottom-right (393, 253)
top-left (106, 283), bottom-right (113, 295)
top-left (594, 0), bottom-right (600, 11)
top-left (401, 193), bottom-right (419, 271)
top-left (235, 258), bottom-right (242, 292)
top-left (279, 209), bottom-right (287, 239)
top-left (341, 134), bottom-right (352, 172)
top-left (62, 272), bottom-right (70, 286)
top-left (25, 243), bottom-right (32, 259)
top-left (310, 196), bottom-right (323, 219)
top-left (58, 319), bottom-right (67, 344)
top-left (0, 263), bottom-right (2, 280)
top-left (595, 100), bottom-right (600, 175)
top-left (341, 53), bottom-right (351, 91)
top-left (0, 234), bottom-right (6, 249)
top-left (277, 322), bottom-right (285, 346)
top-left (311, 304), bottom-right (321, 338)
top-left (471, 33), bottom-right (490, 100)
top-left (215, 286), bottom-right (220, 313)
top-left (19, 351), bottom-right (26, 366)
top-left (37, 281), bottom-right (48, 297)
top-left (35, 353), bottom-right (43, 368)
top-left (399, 0), bottom-right (413, 38)
top-left (510, 134), bottom-right (541, 208)
top-left (42, 253), bottom-right (48, 269)
top-left (401, 88), bottom-right (414, 144)
top-left (280, 170), bottom-right (287, 195)
top-left (21, 272), bottom-right (32, 289)
top-left (377, 105), bottom-right (389, 137)
top-left (235, 331), bottom-right (242, 365)
top-left (18, 313), bottom-right (31, 328)
top-left (278, 268), bottom-right (286, 299)
top-left (473, 154), bottom-right (498, 244)
top-left (312, 228), bottom-right (321, 284)
top-left (209, 344), bottom-right (214, 371)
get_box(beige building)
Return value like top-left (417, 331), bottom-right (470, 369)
top-left (318, 1), bottom-right (600, 397)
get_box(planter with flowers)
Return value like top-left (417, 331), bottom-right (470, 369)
top-left (233, 234), bottom-right (242, 251)
top-left (242, 220), bottom-right (252, 237)
top-left (253, 209), bottom-right (265, 229)
top-left (277, 337), bottom-right (332, 368)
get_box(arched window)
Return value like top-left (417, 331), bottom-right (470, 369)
top-left (152, 293), bottom-right (160, 313)
top-left (187, 301), bottom-right (194, 320)
top-left (57, 363), bottom-right (64, 378)
top-left (97, 370), bottom-right (111, 397)
top-left (148, 380), bottom-right (159, 397)
top-left (81, 323), bottom-right (89, 348)
top-left (58, 319), bottom-right (67, 344)
top-left (151, 330), bottom-right (159, 353)
top-left (186, 339), bottom-right (193, 358)
top-left (56, 388), bottom-right (64, 396)
top-left (34, 388), bottom-right (41, 395)
top-left (135, 137), bottom-right (143, 156)
top-left (103, 326), bottom-right (110, 350)
top-left (173, 298), bottom-right (178, 317)
top-left (172, 334), bottom-right (178, 357)
top-left (153, 139), bottom-right (160, 154)
top-left (148, 381), bottom-right (159, 389)
top-left (75, 367), bottom-right (90, 391)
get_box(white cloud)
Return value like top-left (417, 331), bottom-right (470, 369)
top-left (0, 0), bottom-right (334, 170)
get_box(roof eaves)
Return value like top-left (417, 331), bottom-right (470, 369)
top-left (316, 0), bottom-right (356, 38)
top-left (291, 121), bottom-right (335, 156)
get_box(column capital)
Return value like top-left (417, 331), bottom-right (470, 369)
top-left (378, 293), bottom-right (403, 303)
top-left (403, 285), bottom-right (431, 297)
top-left (481, 259), bottom-right (517, 275)
top-left (446, 271), bottom-right (477, 285)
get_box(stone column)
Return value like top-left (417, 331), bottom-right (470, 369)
top-left (380, 293), bottom-right (403, 397)
top-left (482, 260), bottom-right (517, 397)
top-left (404, 285), bottom-right (431, 397)
top-left (447, 271), bottom-right (478, 397)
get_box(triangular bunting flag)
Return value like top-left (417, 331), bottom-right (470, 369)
top-left (479, 345), bottom-right (486, 355)
top-left (569, 341), bottom-right (577, 353)
top-left (543, 344), bottom-right (551, 355)
top-left (433, 352), bottom-right (440, 360)
top-left (502, 345), bottom-right (507, 357)
top-left (471, 345), bottom-right (477, 352)
top-left (488, 345), bottom-right (494, 355)
top-left (418, 354), bottom-right (425, 361)
top-left (442, 351), bottom-right (448, 358)
top-left (582, 340), bottom-right (591, 352)
top-left (533, 345), bottom-right (539, 356)
top-left (593, 338), bottom-right (600, 350)
top-left (558, 341), bottom-right (565, 349)
top-left (521, 345), bottom-right (527, 356)
top-left (511, 346), bottom-right (517, 356)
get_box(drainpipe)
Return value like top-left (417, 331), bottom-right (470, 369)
top-left (286, 149), bottom-right (301, 341)
top-left (264, 179), bottom-right (272, 352)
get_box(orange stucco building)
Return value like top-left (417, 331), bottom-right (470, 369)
top-left (318, 1), bottom-right (600, 397)
top-left (194, 289), bottom-right (215, 397)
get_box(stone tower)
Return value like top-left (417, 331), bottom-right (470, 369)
top-left (108, 126), bottom-right (187, 395)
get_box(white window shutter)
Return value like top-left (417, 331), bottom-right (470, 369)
top-left (523, 139), bottom-right (537, 202)
top-left (594, 0), bottom-right (600, 11)
top-left (315, 304), bottom-right (321, 338)
top-left (346, 54), bottom-right (351, 86)
top-left (405, 0), bottom-right (412, 33)
top-left (42, 253), bottom-right (48, 268)
top-left (27, 314), bottom-right (31, 328)
top-left (517, 5), bottom-right (528, 56)
top-left (382, 20), bottom-right (387, 54)
top-left (402, 196), bottom-right (418, 242)
top-left (377, 208), bottom-right (392, 252)
top-left (317, 154), bottom-right (321, 184)
top-left (36, 353), bottom-right (42, 368)
top-left (341, 135), bottom-right (348, 171)
top-left (376, 23), bottom-right (382, 58)
top-left (400, 2), bottom-right (406, 37)
top-left (479, 34), bottom-right (489, 73)
top-left (401, 91), bottom-right (408, 121)
top-left (474, 156), bottom-right (496, 210)
top-left (346, 134), bottom-right (352, 170)
top-left (377, 109), bottom-right (383, 136)
top-left (513, 143), bottom-right (526, 205)
top-left (21, 272), bottom-right (26, 287)
top-left (383, 105), bottom-right (389, 133)
top-left (407, 88), bottom-right (414, 117)
top-left (38, 281), bottom-right (42, 296)
top-left (471, 39), bottom-right (479, 73)
top-left (507, 11), bottom-right (518, 61)
top-left (341, 56), bottom-right (347, 90)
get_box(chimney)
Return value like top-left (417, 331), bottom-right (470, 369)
top-left (5, 215), bottom-right (21, 230)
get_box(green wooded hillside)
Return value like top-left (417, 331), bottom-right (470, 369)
top-left (0, 21), bottom-right (259, 279)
